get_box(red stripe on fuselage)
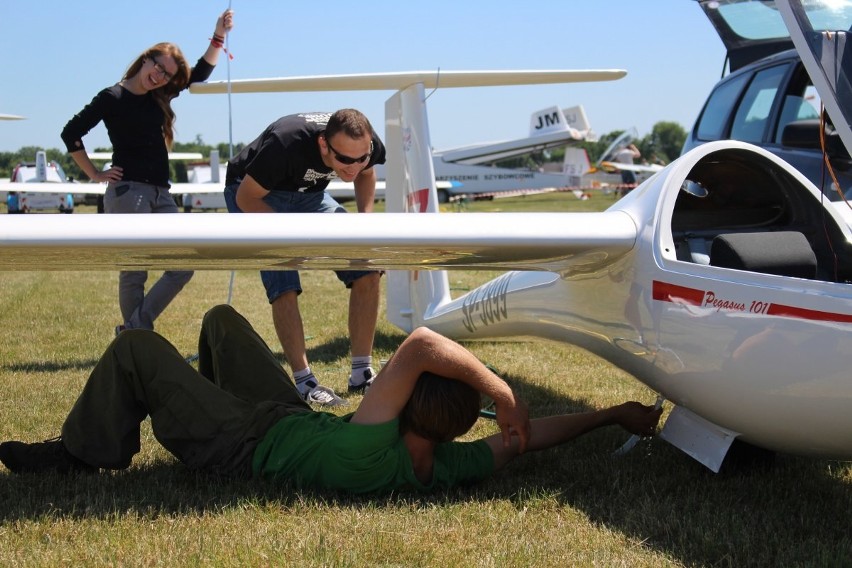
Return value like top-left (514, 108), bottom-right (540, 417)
top-left (766, 302), bottom-right (852, 323)
top-left (652, 280), bottom-right (704, 306)
top-left (653, 280), bottom-right (852, 324)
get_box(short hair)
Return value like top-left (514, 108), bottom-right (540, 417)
top-left (399, 371), bottom-right (482, 443)
top-left (324, 108), bottom-right (373, 141)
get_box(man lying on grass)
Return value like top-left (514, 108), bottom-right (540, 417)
top-left (0, 305), bottom-right (661, 492)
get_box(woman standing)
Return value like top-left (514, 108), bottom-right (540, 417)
top-left (61, 9), bottom-right (234, 334)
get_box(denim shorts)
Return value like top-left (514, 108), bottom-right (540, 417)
top-left (224, 183), bottom-right (375, 303)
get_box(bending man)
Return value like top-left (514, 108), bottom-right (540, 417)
top-left (224, 110), bottom-right (384, 406)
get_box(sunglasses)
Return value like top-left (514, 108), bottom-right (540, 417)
top-left (324, 136), bottom-right (372, 165)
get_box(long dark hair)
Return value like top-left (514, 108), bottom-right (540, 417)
top-left (123, 42), bottom-right (191, 149)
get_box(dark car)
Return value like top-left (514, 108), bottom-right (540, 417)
top-left (682, 0), bottom-right (852, 200)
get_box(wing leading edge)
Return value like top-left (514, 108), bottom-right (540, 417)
top-left (0, 211), bottom-right (637, 273)
top-left (189, 70), bottom-right (627, 94)
top-left (0, 180), bottom-right (455, 196)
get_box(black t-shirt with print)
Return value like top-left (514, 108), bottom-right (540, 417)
top-left (61, 58), bottom-right (214, 187)
top-left (225, 112), bottom-right (386, 192)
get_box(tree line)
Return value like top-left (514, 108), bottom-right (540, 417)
top-left (0, 122), bottom-right (686, 181)
top-left (494, 121), bottom-right (687, 170)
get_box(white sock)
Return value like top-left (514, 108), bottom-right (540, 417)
top-left (294, 367), bottom-right (317, 395)
top-left (350, 356), bottom-right (373, 385)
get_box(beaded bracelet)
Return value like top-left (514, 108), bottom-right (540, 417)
top-left (209, 33), bottom-right (233, 59)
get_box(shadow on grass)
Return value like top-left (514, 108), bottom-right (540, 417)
top-left (0, 363), bottom-right (849, 566)
top-left (269, 329), bottom-right (408, 366)
top-left (2, 330), bottom-right (407, 376)
top-left (3, 358), bottom-right (102, 373)
top-left (488, 370), bottom-right (852, 565)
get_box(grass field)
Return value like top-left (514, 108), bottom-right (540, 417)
top-left (1, 191), bottom-right (851, 566)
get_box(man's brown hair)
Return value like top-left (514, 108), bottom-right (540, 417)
top-left (324, 108), bottom-right (373, 140)
top-left (399, 371), bottom-right (481, 443)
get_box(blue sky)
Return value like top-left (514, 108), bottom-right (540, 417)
top-left (0, 0), bottom-right (726, 153)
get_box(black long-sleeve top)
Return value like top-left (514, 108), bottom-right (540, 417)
top-left (61, 58), bottom-right (213, 187)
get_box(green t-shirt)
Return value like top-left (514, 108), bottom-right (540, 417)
top-left (252, 412), bottom-right (493, 493)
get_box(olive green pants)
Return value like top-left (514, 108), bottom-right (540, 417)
top-left (61, 305), bottom-right (311, 476)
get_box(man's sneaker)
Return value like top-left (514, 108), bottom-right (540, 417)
top-left (348, 367), bottom-right (376, 393)
top-left (304, 385), bottom-right (348, 407)
top-left (0, 437), bottom-right (97, 474)
top-left (115, 324), bottom-right (126, 337)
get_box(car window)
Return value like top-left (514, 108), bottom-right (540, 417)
top-left (730, 64), bottom-right (790, 143)
top-left (775, 84), bottom-right (821, 144)
top-left (696, 73), bottom-right (751, 141)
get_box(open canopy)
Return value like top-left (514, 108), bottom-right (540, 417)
top-left (696, 0), bottom-right (852, 71)
top-left (778, 0), bottom-right (852, 161)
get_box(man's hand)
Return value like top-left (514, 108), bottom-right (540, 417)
top-left (614, 401), bottom-right (662, 437)
top-left (495, 397), bottom-right (530, 453)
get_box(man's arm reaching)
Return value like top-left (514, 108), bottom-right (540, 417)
top-left (353, 167), bottom-right (376, 213)
top-left (235, 175), bottom-right (274, 212)
top-left (485, 401), bottom-right (663, 471)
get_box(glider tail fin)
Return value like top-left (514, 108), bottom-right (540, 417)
top-left (35, 150), bottom-right (48, 182)
top-left (384, 83), bottom-right (451, 333)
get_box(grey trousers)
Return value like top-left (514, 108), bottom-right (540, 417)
top-left (105, 181), bottom-right (193, 330)
top-left (61, 305), bottom-right (312, 477)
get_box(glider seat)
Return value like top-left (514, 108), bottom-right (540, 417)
top-left (709, 231), bottom-right (817, 279)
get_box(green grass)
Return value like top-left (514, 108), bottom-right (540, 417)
top-left (1, 191), bottom-right (850, 566)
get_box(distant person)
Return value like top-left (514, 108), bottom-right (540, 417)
top-left (6, 191), bottom-right (23, 214)
top-left (0, 304), bottom-right (662, 494)
top-left (224, 110), bottom-right (385, 406)
top-left (614, 143), bottom-right (641, 195)
top-left (60, 9), bottom-right (234, 334)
